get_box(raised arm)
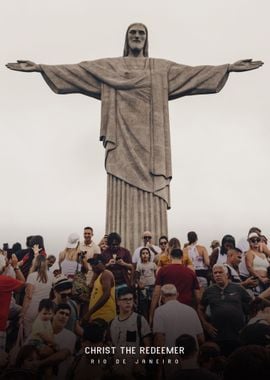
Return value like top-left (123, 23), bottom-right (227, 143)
top-left (228, 59), bottom-right (263, 72)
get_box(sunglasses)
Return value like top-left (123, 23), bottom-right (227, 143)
top-left (144, 236), bottom-right (152, 239)
top-left (250, 238), bottom-right (261, 244)
top-left (160, 241), bottom-right (167, 245)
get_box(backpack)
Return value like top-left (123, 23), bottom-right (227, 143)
top-left (71, 260), bottom-right (91, 303)
top-left (108, 313), bottom-right (143, 345)
top-left (137, 313), bottom-right (143, 345)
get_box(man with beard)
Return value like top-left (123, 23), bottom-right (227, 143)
top-left (79, 226), bottom-right (101, 286)
top-left (101, 233), bottom-right (133, 293)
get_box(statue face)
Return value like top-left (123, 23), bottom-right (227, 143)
top-left (127, 24), bottom-right (146, 53)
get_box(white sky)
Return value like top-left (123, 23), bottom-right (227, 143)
top-left (1, 0), bottom-right (269, 255)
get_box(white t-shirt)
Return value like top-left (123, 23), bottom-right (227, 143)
top-left (79, 241), bottom-right (101, 260)
top-left (79, 241), bottom-right (101, 284)
top-left (153, 300), bottom-right (203, 347)
top-left (54, 328), bottom-right (76, 380)
top-left (239, 253), bottom-right (250, 278)
top-left (110, 312), bottom-right (151, 347)
top-left (110, 312), bottom-right (151, 373)
top-left (136, 262), bottom-right (157, 286)
top-left (133, 245), bottom-right (161, 264)
top-left (4, 265), bottom-right (16, 278)
top-left (25, 271), bottom-right (53, 316)
top-left (4, 265), bottom-right (16, 308)
top-left (60, 259), bottom-right (81, 277)
top-left (54, 327), bottom-right (76, 352)
top-left (216, 248), bottom-right (227, 265)
top-left (237, 237), bottom-right (249, 254)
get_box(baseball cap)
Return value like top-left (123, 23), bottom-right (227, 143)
top-left (67, 233), bottom-right (80, 248)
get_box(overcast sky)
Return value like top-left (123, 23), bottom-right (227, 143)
top-left (1, 0), bottom-right (269, 255)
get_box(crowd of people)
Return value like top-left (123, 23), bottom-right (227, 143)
top-left (1, 226), bottom-right (270, 380)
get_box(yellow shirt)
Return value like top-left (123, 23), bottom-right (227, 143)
top-left (158, 252), bottom-right (192, 267)
top-left (183, 251), bottom-right (193, 266)
top-left (158, 253), bottom-right (171, 267)
top-left (89, 271), bottom-right (116, 322)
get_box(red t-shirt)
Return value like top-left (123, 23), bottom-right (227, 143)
top-left (155, 264), bottom-right (199, 306)
top-left (0, 275), bottom-right (24, 331)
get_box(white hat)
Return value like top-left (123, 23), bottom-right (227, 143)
top-left (53, 274), bottom-right (72, 291)
top-left (66, 233), bottom-right (80, 248)
top-left (248, 232), bottom-right (260, 240)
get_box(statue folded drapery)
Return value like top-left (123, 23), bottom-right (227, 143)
top-left (40, 57), bottom-right (229, 251)
top-left (7, 23), bottom-right (262, 252)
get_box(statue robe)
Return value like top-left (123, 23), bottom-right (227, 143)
top-left (40, 57), bottom-right (229, 251)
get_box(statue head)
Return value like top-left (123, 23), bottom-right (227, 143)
top-left (123, 23), bottom-right (148, 57)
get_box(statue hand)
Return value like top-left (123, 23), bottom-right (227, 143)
top-left (6, 60), bottom-right (41, 72)
top-left (229, 59), bottom-right (264, 72)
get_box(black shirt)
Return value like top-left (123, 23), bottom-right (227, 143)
top-left (201, 282), bottom-right (251, 341)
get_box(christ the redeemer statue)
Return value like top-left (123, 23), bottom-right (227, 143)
top-left (7, 23), bottom-right (263, 253)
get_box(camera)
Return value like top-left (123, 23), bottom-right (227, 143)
top-left (3, 244), bottom-right (13, 260)
top-left (78, 251), bottom-right (87, 260)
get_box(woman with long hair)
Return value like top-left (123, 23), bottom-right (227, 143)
top-left (58, 233), bottom-right (88, 278)
top-left (245, 231), bottom-right (270, 295)
top-left (22, 255), bottom-right (53, 336)
top-left (209, 234), bottom-right (235, 268)
top-left (98, 235), bottom-right (109, 253)
top-left (183, 231), bottom-right (210, 289)
top-left (158, 237), bottom-right (194, 271)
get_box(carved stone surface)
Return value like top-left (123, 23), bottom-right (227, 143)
top-left (6, 23), bottom-right (263, 253)
top-left (38, 56), bottom-right (229, 252)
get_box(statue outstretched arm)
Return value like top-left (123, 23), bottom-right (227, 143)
top-left (168, 63), bottom-right (230, 100)
top-left (228, 59), bottom-right (264, 72)
top-left (168, 58), bottom-right (263, 100)
top-left (6, 60), bottom-right (101, 98)
top-left (6, 60), bottom-right (41, 72)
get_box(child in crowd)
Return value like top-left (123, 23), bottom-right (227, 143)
top-left (29, 298), bottom-right (56, 357)
top-left (135, 247), bottom-right (157, 320)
